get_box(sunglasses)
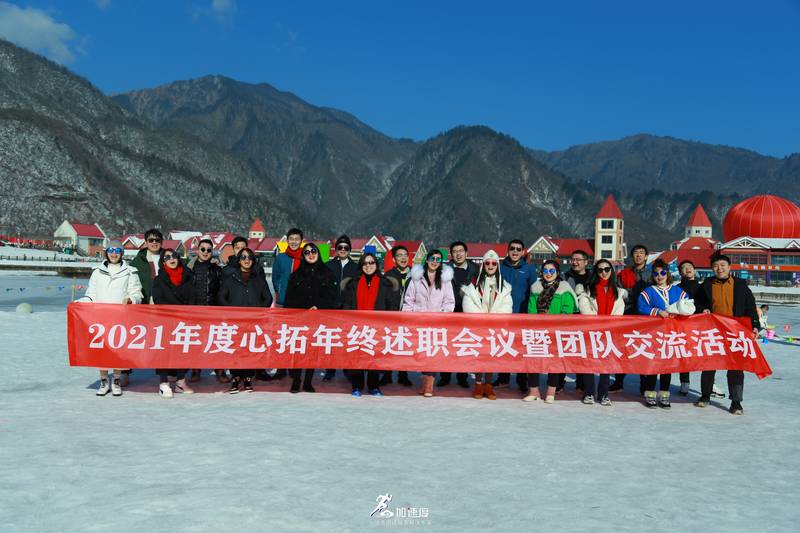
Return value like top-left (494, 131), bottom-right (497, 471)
top-left (427, 257), bottom-right (443, 263)
top-left (303, 249), bottom-right (319, 256)
top-left (147, 238), bottom-right (162, 243)
top-left (542, 268), bottom-right (558, 275)
top-left (337, 245), bottom-right (351, 251)
top-left (363, 261), bottom-right (377, 266)
top-left (163, 254), bottom-right (178, 261)
top-left (105, 247), bottom-right (122, 254)
top-left (483, 260), bottom-right (498, 266)
top-left (596, 266), bottom-right (612, 274)
top-left (199, 247), bottom-right (212, 253)
top-left (239, 255), bottom-right (253, 261)
top-left (653, 270), bottom-right (668, 277)
top-left (509, 246), bottom-right (524, 252)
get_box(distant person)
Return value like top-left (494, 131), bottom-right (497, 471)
top-left (609, 244), bottom-right (650, 394)
top-left (637, 258), bottom-right (694, 409)
top-left (576, 259), bottom-right (627, 406)
top-left (494, 239), bottom-right (537, 394)
top-left (757, 304), bottom-right (769, 333)
top-left (694, 254), bottom-right (758, 415)
top-left (381, 245), bottom-right (414, 387)
top-left (341, 253), bottom-right (399, 397)
top-left (461, 250), bottom-right (513, 400)
top-left (151, 248), bottom-right (197, 398)
top-left (403, 249), bottom-right (455, 398)
top-left (187, 238), bottom-right (226, 383)
top-left (283, 243), bottom-right (338, 393)
top-left (439, 241), bottom-right (478, 389)
top-left (324, 235), bottom-right (359, 382)
top-left (78, 240), bottom-right (143, 397)
top-left (526, 259), bottom-right (577, 403)
top-left (218, 248), bottom-right (273, 394)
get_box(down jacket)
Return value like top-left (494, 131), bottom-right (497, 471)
top-left (461, 277), bottom-right (514, 314)
top-left (80, 260), bottom-right (143, 304)
top-left (527, 280), bottom-right (577, 315)
top-left (402, 264), bottom-right (455, 312)
top-left (575, 284), bottom-right (627, 316)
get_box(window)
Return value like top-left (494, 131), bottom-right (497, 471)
top-left (729, 254), bottom-right (768, 265)
top-left (771, 255), bottom-right (800, 266)
top-left (600, 220), bottom-right (614, 229)
top-left (601, 250), bottom-right (612, 259)
top-left (601, 235), bottom-right (613, 244)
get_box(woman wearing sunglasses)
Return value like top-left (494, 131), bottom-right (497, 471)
top-left (461, 250), bottom-right (513, 400)
top-left (403, 249), bottom-right (455, 397)
top-left (218, 247), bottom-right (274, 393)
top-left (341, 252), bottom-right (399, 397)
top-left (151, 248), bottom-right (197, 398)
top-left (575, 259), bottom-right (627, 406)
top-left (79, 240), bottom-right (143, 397)
top-left (527, 259), bottom-right (577, 403)
top-left (637, 258), bottom-right (695, 409)
top-left (284, 243), bottom-right (338, 393)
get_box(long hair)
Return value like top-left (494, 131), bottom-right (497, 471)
top-left (236, 247), bottom-right (255, 270)
top-left (358, 252), bottom-right (381, 276)
top-left (158, 248), bottom-right (183, 268)
top-left (650, 258), bottom-right (673, 285)
top-left (588, 259), bottom-right (618, 300)
top-left (541, 259), bottom-right (562, 281)
top-left (424, 250), bottom-right (444, 290)
top-left (476, 261), bottom-right (502, 289)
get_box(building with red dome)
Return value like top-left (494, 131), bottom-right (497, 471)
top-left (719, 195), bottom-right (800, 285)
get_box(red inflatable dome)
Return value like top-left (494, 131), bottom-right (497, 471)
top-left (723, 195), bottom-right (800, 241)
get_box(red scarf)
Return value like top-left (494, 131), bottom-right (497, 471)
top-left (166, 265), bottom-right (184, 287)
top-left (285, 246), bottom-right (303, 272)
top-left (356, 275), bottom-right (380, 310)
top-left (595, 277), bottom-right (615, 315)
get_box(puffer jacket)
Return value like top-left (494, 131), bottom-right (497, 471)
top-left (79, 260), bottom-right (143, 304)
top-left (187, 257), bottom-right (223, 306)
top-left (461, 277), bottom-right (513, 314)
top-left (528, 280), bottom-right (577, 315)
top-left (218, 269), bottom-right (273, 308)
top-left (402, 264), bottom-right (455, 312)
top-left (575, 284), bottom-right (627, 316)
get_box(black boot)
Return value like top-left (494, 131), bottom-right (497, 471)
top-left (323, 368), bottom-right (335, 382)
top-left (290, 378), bottom-right (301, 393)
top-left (302, 369), bottom-right (316, 393)
top-left (437, 373), bottom-right (452, 387)
top-left (398, 372), bottom-right (413, 387)
top-left (456, 373), bottom-right (469, 388)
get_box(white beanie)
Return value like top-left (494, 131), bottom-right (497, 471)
top-left (482, 249), bottom-right (500, 262)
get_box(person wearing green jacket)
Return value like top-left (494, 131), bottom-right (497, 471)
top-left (525, 259), bottom-right (577, 404)
top-left (128, 228), bottom-right (164, 304)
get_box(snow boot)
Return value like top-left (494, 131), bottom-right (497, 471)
top-left (421, 375), bottom-right (435, 397)
top-left (96, 379), bottom-right (110, 396)
top-left (483, 383), bottom-right (497, 400)
top-left (473, 382), bottom-right (484, 399)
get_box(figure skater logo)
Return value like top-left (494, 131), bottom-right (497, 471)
top-left (370, 493), bottom-right (393, 517)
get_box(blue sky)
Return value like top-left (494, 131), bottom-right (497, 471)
top-left (1, 0), bottom-right (798, 156)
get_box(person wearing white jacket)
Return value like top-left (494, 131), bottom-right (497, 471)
top-left (461, 250), bottom-right (513, 400)
top-left (79, 241), bottom-right (143, 396)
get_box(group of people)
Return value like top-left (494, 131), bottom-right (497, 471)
top-left (80, 227), bottom-right (759, 415)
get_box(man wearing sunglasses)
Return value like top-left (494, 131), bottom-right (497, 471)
top-left (439, 241), bottom-right (478, 388)
top-left (323, 235), bottom-right (359, 381)
top-left (494, 239), bottom-right (538, 392)
top-left (129, 228), bottom-right (164, 305)
top-left (694, 254), bottom-right (758, 415)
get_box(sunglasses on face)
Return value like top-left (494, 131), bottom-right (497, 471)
top-left (483, 260), bottom-right (498, 267)
top-left (542, 268), bottom-right (558, 275)
top-left (337, 245), bottom-right (351, 251)
top-left (239, 255), bottom-right (253, 261)
top-left (509, 246), bottom-right (524, 252)
top-left (147, 238), bottom-right (162, 244)
top-left (106, 247), bottom-right (122, 254)
top-left (303, 249), bottom-right (318, 256)
top-left (596, 266), bottom-right (612, 274)
top-left (163, 254), bottom-right (178, 261)
top-left (427, 257), bottom-right (443, 263)
top-left (199, 247), bottom-right (212, 253)
top-left (653, 270), bottom-right (668, 277)
top-left (363, 261), bottom-right (376, 266)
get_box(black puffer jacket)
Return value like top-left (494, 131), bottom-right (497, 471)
top-left (151, 267), bottom-right (196, 305)
top-left (223, 255), bottom-right (265, 279)
top-left (284, 263), bottom-right (338, 310)
top-left (188, 257), bottom-right (222, 305)
top-left (341, 274), bottom-right (399, 311)
top-left (218, 269), bottom-right (273, 308)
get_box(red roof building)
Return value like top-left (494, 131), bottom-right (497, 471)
top-left (596, 195), bottom-right (624, 219)
top-left (249, 218), bottom-right (266, 239)
top-left (594, 195), bottom-right (625, 261)
top-left (723, 194), bottom-right (800, 241)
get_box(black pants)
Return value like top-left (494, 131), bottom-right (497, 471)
top-left (290, 368), bottom-right (314, 386)
top-left (525, 373), bottom-right (562, 389)
top-left (583, 374), bottom-right (611, 398)
top-left (232, 369), bottom-right (256, 379)
top-left (643, 374), bottom-right (672, 392)
top-left (156, 369), bottom-right (186, 382)
top-left (680, 372), bottom-right (690, 383)
top-left (325, 368), bottom-right (336, 378)
top-left (348, 370), bottom-right (380, 391)
top-left (438, 372), bottom-right (468, 384)
top-left (702, 370), bottom-right (743, 402)
top-left (496, 373), bottom-right (528, 387)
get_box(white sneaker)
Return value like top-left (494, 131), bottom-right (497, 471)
top-left (96, 379), bottom-right (110, 396)
top-left (111, 378), bottom-right (122, 397)
top-left (159, 382), bottom-right (173, 399)
top-left (711, 385), bottom-right (726, 398)
top-left (680, 382), bottom-right (690, 395)
top-left (522, 394), bottom-right (540, 402)
top-left (174, 378), bottom-right (194, 394)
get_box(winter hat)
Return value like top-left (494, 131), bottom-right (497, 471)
top-left (335, 235), bottom-right (352, 248)
top-left (482, 250), bottom-right (500, 262)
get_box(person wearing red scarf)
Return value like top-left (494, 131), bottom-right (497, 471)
top-left (341, 253), bottom-right (399, 397)
top-left (575, 259), bottom-right (627, 406)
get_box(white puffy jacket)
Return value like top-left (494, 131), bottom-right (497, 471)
top-left (461, 277), bottom-right (514, 314)
top-left (79, 261), bottom-right (143, 304)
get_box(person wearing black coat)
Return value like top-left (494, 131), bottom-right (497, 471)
top-left (381, 246), bottom-right (414, 387)
top-left (693, 254), bottom-right (758, 415)
top-left (284, 242), bottom-right (338, 393)
top-left (217, 248), bottom-right (273, 393)
top-left (186, 239), bottom-right (226, 383)
top-left (323, 235), bottom-right (359, 381)
top-left (341, 253), bottom-right (399, 397)
top-left (151, 249), bottom-right (196, 398)
top-left (440, 241), bottom-right (478, 388)
top-left (677, 260), bottom-right (701, 394)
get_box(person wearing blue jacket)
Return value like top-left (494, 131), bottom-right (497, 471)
top-left (271, 228), bottom-right (304, 306)
top-left (494, 239), bottom-right (538, 393)
top-left (637, 259), bottom-right (692, 409)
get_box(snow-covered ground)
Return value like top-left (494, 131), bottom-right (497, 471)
top-left (1, 279), bottom-right (799, 532)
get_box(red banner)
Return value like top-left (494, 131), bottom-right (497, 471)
top-left (67, 303), bottom-right (772, 378)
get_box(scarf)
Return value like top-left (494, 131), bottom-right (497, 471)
top-left (595, 277), bottom-right (615, 315)
top-left (166, 265), bottom-right (184, 287)
top-left (285, 246), bottom-right (303, 272)
top-left (478, 276), bottom-right (498, 311)
top-left (357, 274), bottom-right (380, 310)
top-left (537, 279), bottom-right (560, 314)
